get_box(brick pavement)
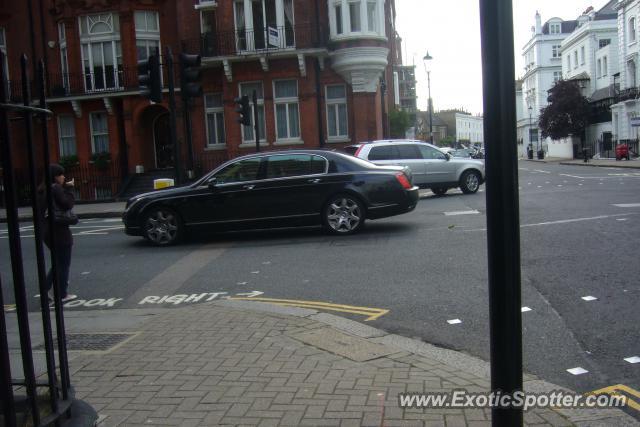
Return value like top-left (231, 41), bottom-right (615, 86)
top-left (65, 301), bottom-right (636, 426)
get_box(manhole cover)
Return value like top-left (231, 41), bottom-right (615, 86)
top-left (34, 333), bottom-right (136, 352)
top-left (292, 328), bottom-right (398, 362)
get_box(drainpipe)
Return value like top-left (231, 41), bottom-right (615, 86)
top-left (314, 0), bottom-right (324, 147)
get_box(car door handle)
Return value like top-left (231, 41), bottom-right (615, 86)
top-left (307, 178), bottom-right (322, 184)
top-left (243, 184), bottom-right (255, 190)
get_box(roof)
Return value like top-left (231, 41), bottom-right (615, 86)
top-left (569, 72), bottom-right (590, 81)
top-left (590, 85), bottom-right (616, 101)
top-left (542, 20), bottom-right (577, 35)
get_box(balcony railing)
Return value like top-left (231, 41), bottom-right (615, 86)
top-left (614, 86), bottom-right (640, 103)
top-left (182, 23), bottom-right (326, 58)
top-left (7, 62), bottom-right (177, 102)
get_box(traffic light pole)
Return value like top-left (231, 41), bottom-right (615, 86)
top-left (253, 90), bottom-right (260, 152)
top-left (479, 0), bottom-right (523, 425)
top-left (183, 100), bottom-right (194, 177)
top-left (165, 47), bottom-right (181, 185)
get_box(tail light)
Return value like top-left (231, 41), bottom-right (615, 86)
top-left (395, 172), bottom-right (412, 189)
top-left (354, 145), bottom-right (364, 157)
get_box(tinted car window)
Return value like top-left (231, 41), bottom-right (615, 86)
top-left (214, 158), bottom-right (262, 184)
top-left (343, 146), bottom-right (359, 156)
top-left (418, 145), bottom-right (447, 160)
top-left (265, 154), bottom-right (326, 178)
top-left (396, 145), bottom-right (422, 159)
top-left (368, 145), bottom-right (396, 160)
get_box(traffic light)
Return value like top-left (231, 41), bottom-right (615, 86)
top-left (234, 95), bottom-right (251, 126)
top-left (137, 54), bottom-right (162, 103)
top-left (179, 53), bottom-right (202, 99)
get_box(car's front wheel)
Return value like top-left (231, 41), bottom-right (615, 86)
top-left (143, 207), bottom-right (182, 245)
top-left (431, 187), bottom-right (448, 196)
top-left (323, 194), bottom-right (365, 235)
top-left (460, 170), bottom-right (481, 194)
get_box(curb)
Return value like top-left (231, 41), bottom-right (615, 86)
top-left (212, 300), bottom-right (637, 426)
top-left (559, 161), bottom-right (640, 169)
top-left (0, 211), bottom-right (123, 224)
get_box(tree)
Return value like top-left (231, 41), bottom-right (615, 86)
top-left (389, 108), bottom-right (412, 138)
top-left (538, 80), bottom-right (590, 142)
top-left (439, 135), bottom-right (455, 147)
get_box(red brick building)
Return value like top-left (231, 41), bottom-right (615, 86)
top-left (1, 0), bottom-right (399, 200)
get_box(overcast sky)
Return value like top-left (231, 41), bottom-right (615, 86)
top-left (394, 0), bottom-right (612, 115)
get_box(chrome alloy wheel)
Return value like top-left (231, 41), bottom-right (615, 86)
top-left (326, 197), bottom-right (362, 234)
top-left (145, 209), bottom-right (179, 245)
top-left (461, 171), bottom-right (480, 194)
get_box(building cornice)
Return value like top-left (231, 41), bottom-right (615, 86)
top-left (329, 47), bottom-right (389, 93)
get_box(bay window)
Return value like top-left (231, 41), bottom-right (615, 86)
top-left (135, 11), bottom-right (160, 60)
top-left (79, 13), bottom-right (122, 92)
top-left (330, 0), bottom-right (384, 37)
top-left (274, 80), bottom-right (300, 141)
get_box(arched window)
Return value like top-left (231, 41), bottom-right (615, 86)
top-left (329, 0), bottom-right (384, 38)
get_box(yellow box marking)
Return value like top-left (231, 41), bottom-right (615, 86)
top-left (586, 384), bottom-right (640, 412)
top-left (229, 297), bottom-right (389, 321)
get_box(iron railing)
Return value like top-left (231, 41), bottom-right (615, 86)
top-left (614, 86), bottom-right (640, 103)
top-left (182, 23), bottom-right (326, 58)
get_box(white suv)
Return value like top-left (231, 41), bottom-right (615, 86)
top-left (345, 140), bottom-right (485, 195)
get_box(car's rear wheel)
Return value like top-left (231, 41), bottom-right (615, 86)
top-left (431, 187), bottom-right (448, 196)
top-left (143, 207), bottom-right (182, 245)
top-left (460, 170), bottom-right (481, 194)
top-left (323, 194), bottom-right (365, 235)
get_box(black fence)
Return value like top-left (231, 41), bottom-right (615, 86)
top-left (583, 138), bottom-right (639, 159)
top-left (182, 23), bottom-right (326, 58)
top-left (1, 160), bottom-right (123, 207)
top-left (1, 52), bottom-right (96, 426)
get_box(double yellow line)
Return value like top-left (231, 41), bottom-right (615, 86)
top-left (586, 384), bottom-right (640, 412)
top-left (229, 297), bottom-right (389, 321)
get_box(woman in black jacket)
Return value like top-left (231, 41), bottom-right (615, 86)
top-left (39, 164), bottom-right (77, 303)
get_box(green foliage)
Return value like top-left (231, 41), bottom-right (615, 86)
top-left (539, 80), bottom-right (590, 140)
top-left (58, 155), bottom-right (79, 169)
top-left (439, 136), bottom-right (455, 147)
top-left (389, 108), bottom-right (412, 138)
top-left (90, 151), bottom-right (111, 170)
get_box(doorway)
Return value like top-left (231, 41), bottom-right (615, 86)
top-left (153, 113), bottom-right (173, 169)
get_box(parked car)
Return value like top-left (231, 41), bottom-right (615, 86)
top-left (123, 150), bottom-right (419, 245)
top-left (451, 148), bottom-right (475, 158)
top-left (616, 144), bottom-right (631, 161)
top-left (344, 140), bottom-right (485, 196)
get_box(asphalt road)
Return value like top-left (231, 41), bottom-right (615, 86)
top-left (1, 161), bottom-right (639, 403)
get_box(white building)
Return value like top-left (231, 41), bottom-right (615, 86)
top-left (561, 1), bottom-right (618, 158)
top-left (455, 113), bottom-right (484, 145)
top-left (519, 12), bottom-right (577, 157)
top-left (611, 0), bottom-right (640, 145)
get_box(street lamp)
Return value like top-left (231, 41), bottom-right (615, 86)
top-left (423, 52), bottom-right (433, 144)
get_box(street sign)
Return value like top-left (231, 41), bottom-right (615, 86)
top-left (630, 117), bottom-right (640, 127)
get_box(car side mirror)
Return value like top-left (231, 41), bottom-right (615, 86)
top-left (445, 153), bottom-right (451, 161)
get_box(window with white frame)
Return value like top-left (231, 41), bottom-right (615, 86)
top-left (239, 82), bottom-right (266, 143)
top-left (597, 59), bottom-right (602, 78)
top-left (58, 115), bottom-right (77, 157)
top-left (573, 51), bottom-right (578, 69)
top-left (550, 23), bottom-right (561, 34)
top-left (566, 55), bottom-right (571, 72)
top-left (630, 17), bottom-right (637, 43)
top-left (0, 27), bottom-right (8, 95)
top-left (135, 11), bottom-right (160, 61)
top-left (552, 45), bottom-right (561, 58)
top-left (580, 46), bottom-right (585, 65)
top-left (331, 0), bottom-right (383, 37)
top-left (79, 13), bottom-right (122, 92)
top-left (90, 112), bottom-right (109, 153)
top-left (599, 38), bottom-right (610, 48)
top-left (233, 0), bottom-right (295, 51)
top-left (274, 80), bottom-right (300, 141)
top-left (326, 84), bottom-right (348, 140)
top-left (205, 93), bottom-right (225, 146)
top-left (58, 23), bottom-right (70, 92)
top-left (603, 56), bottom-right (608, 77)
top-left (553, 71), bottom-right (562, 83)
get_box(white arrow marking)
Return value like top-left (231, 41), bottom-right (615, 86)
top-left (235, 291), bottom-right (264, 298)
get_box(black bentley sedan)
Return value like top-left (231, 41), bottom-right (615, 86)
top-left (123, 150), bottom-right (419, 245)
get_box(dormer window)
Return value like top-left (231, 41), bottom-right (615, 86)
top-left (330, 0), bottom-right (384, 38)
top-left (550, 23), bottom-right (561, 34)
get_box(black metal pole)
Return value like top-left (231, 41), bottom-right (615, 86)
top-left (428, 71), bottom-right (433, 144)
top-left (37, 59), bottom-right (68, 407)
top-left (478, 1), bottom-right (524, 426)
top-left (253, 89), bottom-right (260, 152)
top-left (25, 57), bottom-right (61, 417)
top-left (183, 99), bottom-right (195, 177)
top-left (165, 47), bottom-right (181, 185)
top-left (0, 50), bottom-right (17, 427)
top-left (38, 0), bottom-right (49, 95)
top-left (315, 59), bottom-right (325, 147)
top-left (4, 54), bottom-right (41, 427)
